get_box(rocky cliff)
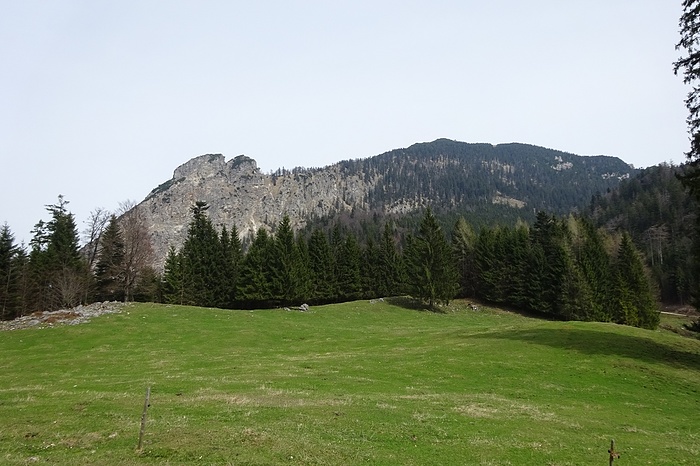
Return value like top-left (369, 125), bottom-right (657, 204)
top-left (134, 139), bottom-right (636, 269)
top-left (137, 153), bottom-right (376, 268)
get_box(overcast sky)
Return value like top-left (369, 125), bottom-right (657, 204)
top-left (0, 1), bottom-right (690, 244)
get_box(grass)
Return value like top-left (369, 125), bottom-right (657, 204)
top-left (0, 300), bottom-right (699, 465)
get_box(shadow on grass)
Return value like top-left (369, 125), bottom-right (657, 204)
top-left (471, 327), bottom-right (700, 370)
top-left (385, 296), bottom-right (446, 313)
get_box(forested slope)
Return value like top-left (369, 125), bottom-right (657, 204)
top-left (589, 163), bottom-right (697, 304)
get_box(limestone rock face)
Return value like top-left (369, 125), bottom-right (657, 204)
top-left (137, 153), bottom-right (374, 269)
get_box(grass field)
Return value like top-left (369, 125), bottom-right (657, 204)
top-left (1, 300), bottom-right (699, 465)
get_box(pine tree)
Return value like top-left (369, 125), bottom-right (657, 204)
top-left (404, 208), bottom-right (458, 307)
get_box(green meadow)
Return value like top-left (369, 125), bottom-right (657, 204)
top-left (1, 300), bottom-right (698, 465)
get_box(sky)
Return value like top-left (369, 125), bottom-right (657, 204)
top-left (0, 0), bottom-right (690, 244)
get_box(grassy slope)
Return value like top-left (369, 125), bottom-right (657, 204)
top-left (0, 300), bottom-right (698, 465)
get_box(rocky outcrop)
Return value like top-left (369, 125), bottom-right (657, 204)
top-left (137, 153), bottom-right (376, 269)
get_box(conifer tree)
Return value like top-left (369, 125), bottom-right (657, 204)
top-left (27, 196), bottom-right (88, 311)
top-left (295, 235), bottom-right (311, 302)
top-left (404, 208), bottom-right (458, 307)
top-left (239, 228), bottom-right (274, 304)
top-left (162, 246), bottom-right (184, 305)
top-left (179, 201), bottom-right (223, 307)
top-left (271, 215), bottom-right (301, 304)
top-left (613, 233), bottom-right (660, 329)
top-left (576, 218), bottom-right (614, 321)
top-left (336, 232), bottom-right (362, 301)
top-left (451, 217), bottom-right (477, 298)
top-left (329, 224), bottom-right (344, 298)
top-left (361, 237), bottom-right (380, 298)
top-left (503, 224), bottom-right (531, 309)
top-left (220, 225), bottom-right (243, 307)
top-left (94, 215), bottom-right (125, 301)
top-left (473, 226), bottom-right (502, 303)
top-left (0, 224), bottom-right (21, 320)
top-left (528, 212), bottom-right (577, 318)
top-left (378, 222), bottom-right (404, 297)
top-left (307, 228), bottom-right (334, 302)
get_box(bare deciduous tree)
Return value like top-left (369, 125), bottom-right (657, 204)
top-left (118, 200), bottom-right (153, 302)
top-left (82, 207), bottom-right (111, 270)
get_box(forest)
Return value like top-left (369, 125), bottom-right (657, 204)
top-left (0, 192), bottom-right (661, 330)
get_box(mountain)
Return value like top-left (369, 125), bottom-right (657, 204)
top-left (133, 139), bottom-right (636, 268)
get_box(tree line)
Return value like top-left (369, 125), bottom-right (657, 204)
top-left (0, 196), bottom-right (156, 320)
top-left (159, 202), bottom-right (658, 328)
top-left (0, 197), bottom-right (659, 329)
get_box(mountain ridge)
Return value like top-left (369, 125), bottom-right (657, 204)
top-left (133, 138), bottom-right (637, 268)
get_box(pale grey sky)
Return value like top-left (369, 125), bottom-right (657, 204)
top-left (0, 1), bottom-right (689, 244)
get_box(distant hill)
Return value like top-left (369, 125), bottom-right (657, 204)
top-left (133, 139), bottom-right (637, 268)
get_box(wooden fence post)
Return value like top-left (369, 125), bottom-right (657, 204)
top-left (608, 439), bottom-right (620, 465)
top-left (137, 386), bottom-right (151, 451)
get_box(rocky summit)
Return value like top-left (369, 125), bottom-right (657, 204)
top-left (136, 153), bottom-right (374, 268)
top-left (133, 139), bottom-right (636, 269)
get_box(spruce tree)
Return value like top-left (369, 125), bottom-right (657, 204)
top-left (378, 222), bottom-right (404, 297)
top-left (295, 235), bottom-right (311, 302)
top-left (271, 215), bottom-right (301, 304)
top-left (329, 224), bottom-right (344, 298)
top-left (336, 232), bottom-right (362, 301)
top-left (576, 218), bottom-right (614, 321)
top-left (404, 208), bottom-right (458, 307)
top-left (503, 224), bottom-right (531, 310)
top-left (361, 237), bottom-right (380, 299)
top-left (27, 196), bottom-right (88, 311)
top-left (528, 212), bottom-right (578, 318)
top-left (614, 233), bottom-right (660, 329)
top-left (307, 228), bottom-right (335, 302)
top-left (220, 225), bottom-right (243, 307)
top-left (0, 224), bottom-right (21, 320)
top-left (179, 201), bottom-right (223, 307)
top-left (239, 228), bottom-right (274, 304)
top-left (94, 215), bottom-right (125, 301)
top-left (474, 226), bottom-right (515, 304)
top-left (162, 246), bottom-right (184, 305)
top-left (451, 217), bottom-right (477, 298)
